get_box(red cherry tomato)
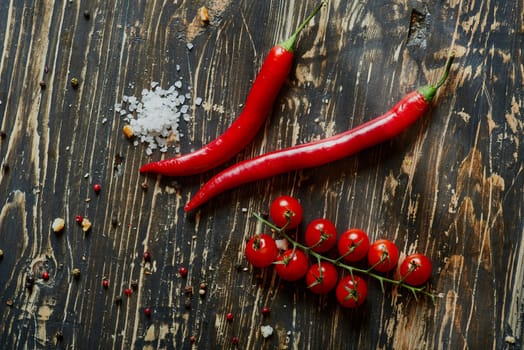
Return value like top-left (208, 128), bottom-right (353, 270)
top-left (275, 249), bottom-right (309, 281)
top-left (305, 261), bottom-right (338, 294)
top-left (399, 253), bottom-right (432, 286)
top-left (337, 228), bottom-right (370, 262)
top-left (245, 234), bottom-right (278, 268)
top-left (304, 218), bottom-right (338, 253)
top-left (335, 275), bottom-right (367, 308)
top-left (367, 239), bottom-right (399, 272)
top-left (269, 196), bottom-right (303, 229)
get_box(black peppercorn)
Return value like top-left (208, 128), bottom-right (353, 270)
top-left (71, 78), bottom-right (79, 89)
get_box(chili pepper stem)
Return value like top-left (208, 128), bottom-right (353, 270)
top-left (278, 1), bottom-right (325, 52)
top-left (418, 51), bottom-right (456, 102)
top-left (252, 212), bottom-right (436, 302)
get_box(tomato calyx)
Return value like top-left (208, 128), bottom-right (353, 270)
top-left (338, 238), bottom-right (364, 258)
top-left (342, 285), bottom-right (359, 302)
top-left (306, 269), bottom-right (324, 289)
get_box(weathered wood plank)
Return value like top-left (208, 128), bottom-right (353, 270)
top-left (0, 0), bottom-right (523, 349)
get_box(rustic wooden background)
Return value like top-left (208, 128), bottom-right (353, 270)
top-left (1, 0), bottom-right (523, 349)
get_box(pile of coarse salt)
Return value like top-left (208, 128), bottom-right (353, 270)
top-left (115, 81), bottom-right (203, 155)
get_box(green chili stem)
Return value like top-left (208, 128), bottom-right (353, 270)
top-left (278, 1), bottom-right (325, 52)
top-left (418, 51), bottom-right (456, 102)
top-left (434, 51), bottom-right (456, 89)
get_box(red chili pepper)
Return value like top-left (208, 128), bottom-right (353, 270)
top-left (184, 54), bottom-right (455, 212)
top-left (139, 2), bottom-right (325, 177)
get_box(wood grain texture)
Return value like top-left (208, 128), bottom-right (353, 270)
top-left (0, 0), bottom-right (523, 349)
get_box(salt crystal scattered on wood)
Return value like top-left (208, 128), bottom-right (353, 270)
top-left (117, 78), bottom-right (202, 155)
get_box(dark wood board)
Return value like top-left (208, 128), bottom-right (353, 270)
top-left (1, 0), bottom-right (523, 349)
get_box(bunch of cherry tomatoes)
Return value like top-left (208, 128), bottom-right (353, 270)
top-left (245, 195), bottom-right (433, 308)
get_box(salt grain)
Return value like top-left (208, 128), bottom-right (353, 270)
top-left (261, 325), bottom-right (274, 338)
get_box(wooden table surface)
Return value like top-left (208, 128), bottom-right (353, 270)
top-left (1, 0), bottom-right (523, 349)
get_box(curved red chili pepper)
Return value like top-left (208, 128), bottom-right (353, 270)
top-left (184, 53), bottom-right (455, 212)
top-left (139, 2), bottom-right (325, 177)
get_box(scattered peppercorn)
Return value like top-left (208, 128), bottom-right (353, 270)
top-left (102, 278), bottom-right (109, 289)
top-left (71, 268), bottom-right (81, 279)
top-left (124, 288), bottom-right (133, 296)
top-left (6, 299), bottom-right (14, 307)
top-left (184, 285), bottom-right (193, 295)
top-left (42, 271), bottom-right (50, 281)
top-left (0, 131), bottom-right (6, 140)
top-left (190, 335), bottom-right (196, 344)
top-left (198, 6), bottom-right (210, 24)
top-left (114, 296), bottom-right (123, 304)
top-left (81, 218), bottom-right (91, 232)
top-left (232, 336), bottom-right (239, 345)
top-left (199, 282), bottom-right (207, 290)
top-left (52, 218), bottom-right (65, 232)
top-left (178, 267), bottom-right (188, 278)
top-left (130, 280), bottom-right (139, 290)
top-left (144, 308), bottom-right (151, 317)
top-left (25, 275), bottom-right (35, 289)
top-left (261, 307), bottom-right (271, 316)
top-left (83, 10), bottom-right (90, 20)
top-left (70, 78), bottom-right (79, 89)
top-left (143, 251), bottom-right (151, 262)
top-left (198, 288), bottom-right (206, 297)
top-left (184, 299), bottom-right (192, 309)
top-left (226, 312), bottom-right (234, 322)
top-left (1, 164), bottom-right (8, 173)
top-left (93, 183), bottom-right (102, 194)
top-left (111, 216), bottom-right (119, 227)
top-left (55, 331), bottom-right (64, 342)
top-left (141, 181), bottom-right (149, 191)
top-left (122, 124), bottom-right (134, 139)
top-left (39, 80), bottom-right (46, 89)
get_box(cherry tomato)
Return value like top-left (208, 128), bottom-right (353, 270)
top-left (367, 239), bottom-right (399, 272)
top-left (245, 234), bottom-right (278, 268)
top-left (305, 261), bottom-right (338, 294)
top-left (304, 218), bottom-right (338, 253)
top-left (399, 253), bottom-right (432, 286)
top-left (275, 249), bottom-right (308, 281)
top-left (335, 275), bottom-right (367, 308)
top-left (269, 196), bottom-right (303, 229)
top-left (337, 228), bottom-right (369, 262)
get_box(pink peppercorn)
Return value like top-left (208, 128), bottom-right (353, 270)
top-left (102, 278), bottom-right (109, 288)
top-left (178, 267), bottom-right (188, 278)
top-left (93, 183), bottom-right (102, 194)
top-left (42, 271), bottom-right (50, 281)
top-left (226, 312), bottom-right (234, 322)
top-left (144, 308), bottom-right (151, 317)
